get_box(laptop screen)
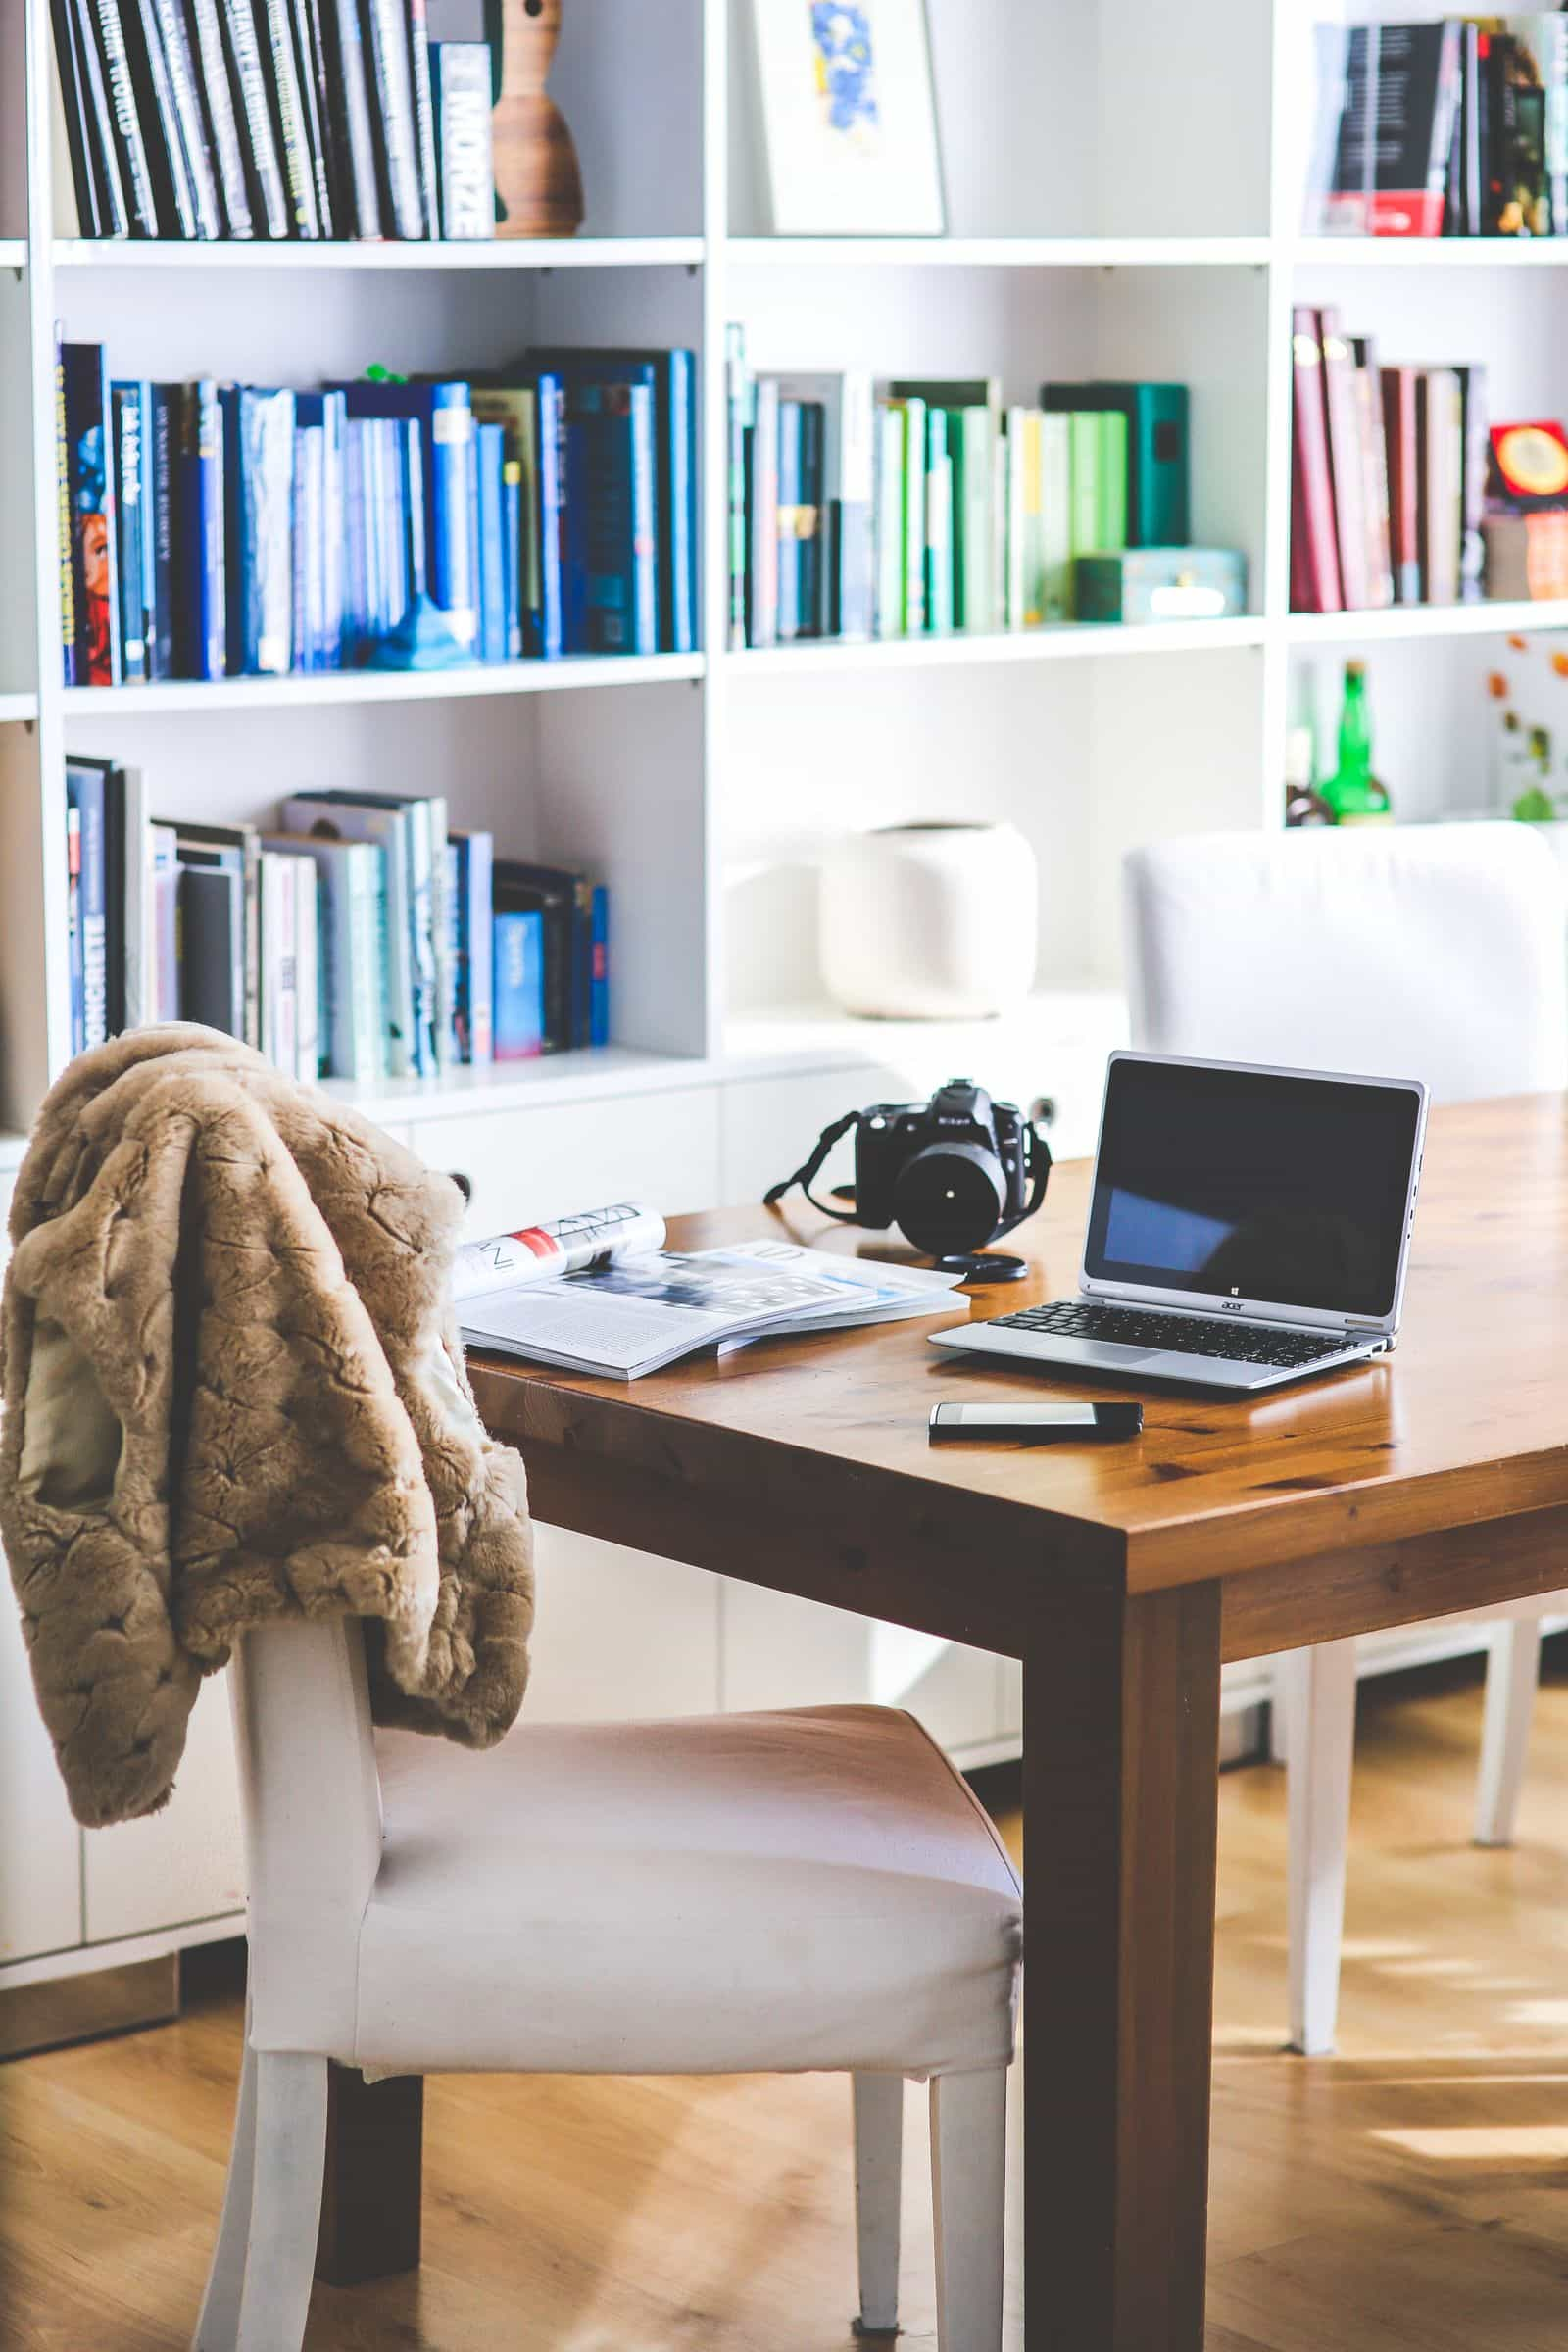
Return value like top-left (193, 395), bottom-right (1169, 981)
top-left (1084, 1056), bottom-right (1424, 1320)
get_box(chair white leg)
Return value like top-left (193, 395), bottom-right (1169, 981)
top-left (233, 2052), bottom-right (328, 2352)
top-left (192, 2017), bottom-right (258, 2351)
top-left (1284, 1638), bottom-right (1357, 2057)
top-left (852, 2072), bottom-right (904, 2336)
top-left (929, 2067), bottom-right (1007, 2352)
top-left (1474, 1615), bottom-right (1544, 1847)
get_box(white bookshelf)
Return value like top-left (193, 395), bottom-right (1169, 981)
top-left (3, 0), bottom-right (1566, 1998)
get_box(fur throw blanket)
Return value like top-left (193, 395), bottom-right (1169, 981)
top-left (1, 1025), bottom-right (533, 1828)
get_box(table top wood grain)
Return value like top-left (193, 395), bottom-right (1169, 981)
top-left (469, 1095), bottom-right (1568, 1611)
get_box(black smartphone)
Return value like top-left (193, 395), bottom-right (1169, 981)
top-left (928, 1400), bottom-right (1144, 1444)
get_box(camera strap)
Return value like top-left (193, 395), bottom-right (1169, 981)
top-left (995, 1126), bottom-right (1054, 1240)
top-left (762, 1110), bottom-right (863, 1223)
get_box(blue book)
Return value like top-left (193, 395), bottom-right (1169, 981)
top-left (332, 380), bottom-right (478, 654)
top-left (493, 910), bottom-right (544, 1060)
top-left (110, 382), bottom-right (152, 683)
top-left (449, 829), bottom-right (494, 1064)
top-left (380, 417), bottom-right (410, 635)
top-left (61, 342), bottom-right (121, 687)
top-left (530, 347), bottom-right (694, 652)
top-left (66, 760), bottom-right (109, 1049)
top-left (221, 386), bottom-right (295, 676)
top-left (178, 379), bottom-right (225, 681)
top-left (590, 882), bottom-right (609, 1047)
top-left (501, 461), bottom-right (522, 660)
top-left (564, 381), bottom-right (658, 654)
top-left (776, 398), bottom-right (802, 641)
top-left (319, 393), bottom-right (345, 669)
top-left (476, 421), bottom-right (506, 662)
top-left (534, 372), bottom-right (565, 660)
top-left (148, 384), bottom-right (179, 679)
top-left (342, 418), bottom-right (372, 661)
top-left (291, 406), bottom-right (324, 672)
top-left (400, 416), bottom-right (427, 599)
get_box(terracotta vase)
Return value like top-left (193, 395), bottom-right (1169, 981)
top-left (490, 0), bottom-right (585, 238)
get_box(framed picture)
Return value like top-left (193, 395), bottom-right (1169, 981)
top-left (745, 2), bottom-right (947, 238)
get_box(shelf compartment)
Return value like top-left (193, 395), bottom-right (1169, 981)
top-left (725, 619), bottom-right (1265, 677)
top-left (50, 237), bottom-right (704, 271)
top-left (59, 654), bottom-right (705, 716)
top-left (728, 236), bottom-right (1271, 270)
top-left (1285, 601), bottom-right (1568, 646)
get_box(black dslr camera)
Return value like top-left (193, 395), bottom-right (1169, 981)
top-left (765, 1078), bottom-right (1052, 1276)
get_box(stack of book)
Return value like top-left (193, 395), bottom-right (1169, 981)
top-left (64, 758), bottom-right (610, 1079)
top-left (49, 0), bottom-right (496, 241)
top-left (58, 341), bottom-right (698, 684)
top-left (725, 334), bottom-right (1202, 647)
top-left (1290, 307), bottom-right (1487, 613)
top-left (1306, 16), bottom-right (1568, 238)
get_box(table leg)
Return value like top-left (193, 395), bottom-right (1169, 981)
top-left (315, 2064), bottom-right (423, 2286)
top-left (1022, 1579), bottom-right (1222, 2351)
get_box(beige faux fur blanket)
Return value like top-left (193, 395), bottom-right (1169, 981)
top-left (1, 1025), bottom-right (533, 1828)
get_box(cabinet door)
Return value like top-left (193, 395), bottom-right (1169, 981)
top-left (83, 1672), bottom-right (245, 1944)
top-left (0, 1567), bottom-right (82, 1963)
top-left (522, 1527), bottom-right (722, 1723)
top-left (412, 1085), bottom-right (721, 1239)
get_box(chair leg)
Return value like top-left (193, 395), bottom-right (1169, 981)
top-left (192, 2017), bottom-right (258, 2351)
top-left (1284, 1638), bottom-right (1357, 2057)
top-left (234, 2052), bottom-right (328, 2352)
top-left (929, 2067), bottom-right (1007, 2352)
top-left (852, 2072), bottom-right (904, 2336)
top-left (1475, 1615), bottom-right (1544, 1847)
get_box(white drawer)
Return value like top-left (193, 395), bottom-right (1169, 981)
top-left (721, 1065), bottom-right (902, 1208)
top-left (411, 1085), bottom-right (722, 1238)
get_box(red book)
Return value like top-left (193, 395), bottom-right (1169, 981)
top-left (1317, 309), bottom-right (1371, 611)
top-left (1291, 309), bottom-right (1343, 612)
top-left (1381, 368), bottom-right (1420, 605)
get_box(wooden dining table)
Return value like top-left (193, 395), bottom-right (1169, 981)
top-left (322, 1092), bottom-right (1568, 2350)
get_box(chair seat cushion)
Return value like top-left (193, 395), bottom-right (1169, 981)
top-left (350, 1705), bottom-right (1022, 2079)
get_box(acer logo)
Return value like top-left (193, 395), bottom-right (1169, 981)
top-left (1220, 1298), bottom-right (1244, 1312)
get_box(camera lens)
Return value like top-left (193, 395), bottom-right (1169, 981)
top-left (894, 1141), bottom-right (1007, 1257)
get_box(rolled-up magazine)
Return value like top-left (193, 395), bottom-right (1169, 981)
top-left (456, 1207), bottom-right (965, 1379)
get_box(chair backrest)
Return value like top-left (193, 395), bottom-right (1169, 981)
top-left (1124, 823), bottom-right (1568, 1101)
top-left (229, 1618), bottom-right (383, 2054)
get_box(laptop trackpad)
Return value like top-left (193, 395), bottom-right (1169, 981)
top-left (1040, 1337), bottom-right (1163, 1371)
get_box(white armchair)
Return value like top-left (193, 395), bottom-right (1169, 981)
top-left (1124, 820), bottom-right (1568, 2054)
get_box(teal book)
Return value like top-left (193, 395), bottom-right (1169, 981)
top-left (896, 396), bottom-right (926, 632)
top-left (262, 832), bottom-right (385, 1084)
top-left (1098, 412), bottom-right (1129, 553)
top-left (873, 402), bottom-right (905, 637)
top-left (949, 408), bottom-right (995, 631)
top-left (924, 407), bottom-right (954, 634)
top-left (1044, 381), bottom-right (1189, 548)
top-left (282, 793), bottom-right (415, 1078)
top-left (1041, 413), bottom-right (1072, 619)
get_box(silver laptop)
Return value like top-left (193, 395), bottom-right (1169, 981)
top-left (931, 1051), bottom-right (1429, 1394)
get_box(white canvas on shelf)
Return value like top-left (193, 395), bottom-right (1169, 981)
top-left (745, 1), bottom-right (946, 237)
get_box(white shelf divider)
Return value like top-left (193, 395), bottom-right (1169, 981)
top-left (51, 236), bottom-right (705, 271)
top-left (726, 618), bottom-right (1266, 678)
top-left (60, 654), bottom-right (705, 717)
top-left (0, 694), bottom-right (38, 723)
top-left (1285, 600), bottom-right (1568, 646)
top-left (727, 235), bottom-right (1273, 270)
top-left (0, 241), bottom-right (24, 271)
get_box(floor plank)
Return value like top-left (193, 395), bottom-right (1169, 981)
top-left (2, 1654), bottom-right (1566, 2348)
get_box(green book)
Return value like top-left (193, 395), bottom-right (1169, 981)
top-left (925, 408), bottom-right (954, 634)
top-left (950, 407), bottom-right (994, 632)
top-left (1042, 381), bottom-right (1190, 547)
top-left (895, 396), bottom-right (926, 633)
top-left (1041, 412), bottom-right (1072, 620)
top-left (874, 401), bottom-right (905, 636)
top-left (1068, 412), bottom-right (1102, 559)
top-left (1098, 411), bottom-right (1128, 553)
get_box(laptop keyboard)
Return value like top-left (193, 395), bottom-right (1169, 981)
top-left (991, 1299), bottom-right (1348, 1370)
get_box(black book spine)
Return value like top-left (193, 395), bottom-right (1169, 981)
top-left (319, 0), bottom-right (382, 236)
top-left (50, 0), bottom-right (105, 234)
top-left (182, 0), bottom-right (255, 234)
top-left (120, 0), bottom-right (199, 235)
top-left (259, 0), bottom-right (321, 234)
top-left (148, 384), bottom-right (177, 678)
top-left (87, 0), bottom-right (160, 233)
top-left (149, 0), bottom-right (221, 233)
top-left (220, 0), bottom-right (290, 237)
top-left (289, 0), bottom-right (336, 235)
top-left (361, 0), bottom-right (424, 238)
top-left (406, 0), bottom-right (438, 238)
top-left (69, 0), bottom-right (131, 234)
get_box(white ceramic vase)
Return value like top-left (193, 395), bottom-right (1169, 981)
top-left (818, 821), bottom-right (1040, 1020)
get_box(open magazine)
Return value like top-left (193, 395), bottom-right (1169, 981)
top-left (454, 1201), bottom-right (966, 1380)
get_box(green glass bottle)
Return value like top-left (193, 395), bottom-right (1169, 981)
top-left (1321, 660), bottom-right (1392, 825)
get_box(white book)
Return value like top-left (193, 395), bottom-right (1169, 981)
top-left (293, 854), bottom-right (319, 1082)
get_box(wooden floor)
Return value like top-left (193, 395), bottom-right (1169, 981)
top-left (4, 1655), bottom-right (1568, 2350)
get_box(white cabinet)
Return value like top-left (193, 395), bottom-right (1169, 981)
top-left (413, 1085), bottom-right (722, 1239)
top-left (0, 1561), bottom-right (81, 1963)
top-left (720, 1065), bottom-right (902, 1208)
top-left (82, 1673), bottom-right (245, 1945)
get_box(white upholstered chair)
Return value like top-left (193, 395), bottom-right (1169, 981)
top-left (195, 1617), bottom-right (1022, 2351)
top-left (1123, 821), bottom-right (1568, 2056)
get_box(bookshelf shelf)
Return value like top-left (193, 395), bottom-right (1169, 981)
top-left (0, 695), bottom-right (38, 723)
top-left (323, 1044), bottom-right (711, 1128)
top-left (726, 236), bottom-right (1272, 271)
top-left (0, 241), bottom-right (24, 272)
top-left (724, 618), bottom-right (1266, 677)
top-left (58, 656), bottom-right (705, 716)
top-left (1289, 237), bottom-right (1568, 270)
top-left (1284, 601), bottom-right (1568, 646)
top-left (50, 237), bottom-right (706, 272)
